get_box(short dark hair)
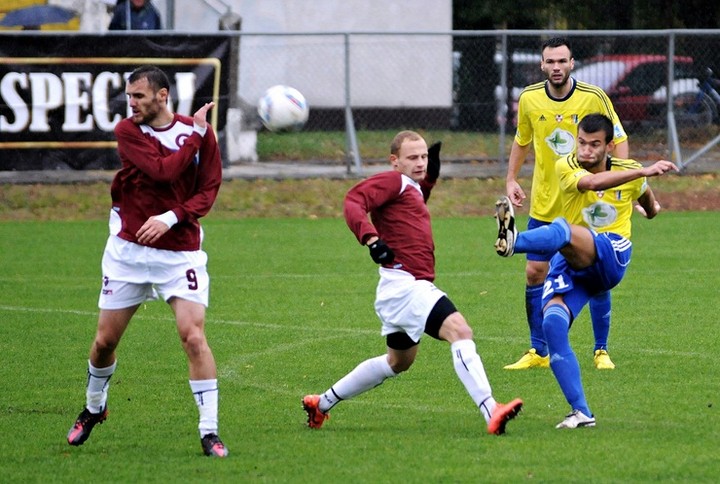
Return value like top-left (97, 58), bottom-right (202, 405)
top-left (578, 113), bottom-right (614, 143)
top-left (127, 65), bottom-right (170, 93)
top-left (541, 37), bottom-right (572, 57)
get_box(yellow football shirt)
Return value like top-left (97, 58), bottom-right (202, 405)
top-left (555, 153), bottom-right (647, 239)
top-left (515, 79), bottom-right (628, 222)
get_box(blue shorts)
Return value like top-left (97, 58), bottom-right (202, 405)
top-left (526, 217), bottom-right (553, 262)
top-left (541, 230), bottom-right (632, 319)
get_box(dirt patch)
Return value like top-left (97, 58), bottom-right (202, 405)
top-left (658, 190), bottom-right (720, 211)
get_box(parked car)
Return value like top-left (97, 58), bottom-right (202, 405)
top-left (497, 53), bottom-right (717, 129)
top-left (573, 54), bottom-right (716, 128)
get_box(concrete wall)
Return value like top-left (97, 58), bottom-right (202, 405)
top-left (157, 0), bottom-right (453, 109)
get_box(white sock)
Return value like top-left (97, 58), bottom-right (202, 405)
top-left (319, 355), bottom-right (397, 413)
top-left (190, 379), bottom-right (219, 437)
top-left (86, 360), bottom-right (116, 414)
top-left (451, 339), bottom-right (496, 423)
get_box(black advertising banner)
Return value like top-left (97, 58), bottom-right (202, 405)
top-left (0, 33), bottom-right (231, 170)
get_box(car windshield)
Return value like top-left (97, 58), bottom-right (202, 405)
top-left (573, 61), bottom-right (629, 91)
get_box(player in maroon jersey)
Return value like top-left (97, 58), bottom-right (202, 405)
top-left (302, 130), bottom-right (523, 435)
top-left (66, 65), bottom-right (227, 457)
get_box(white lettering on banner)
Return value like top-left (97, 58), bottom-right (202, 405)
top-left (174, 72), bottom-right (198, 118)
top-left (62, 72), bottom-right (93, 131)
top-left (1, 72), bottom-right (30, 133)
top-left (0, 71), bottom-right (198, 134)
top-left (93, 72), bottom-right (123, 131)
top-left (29, 73), bottom-right (63, 132)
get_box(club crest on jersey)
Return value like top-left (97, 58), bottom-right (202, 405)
top-left (572, 114), bottom-right (579, 124)
top-left (545, 128), bottom-right (575, 156)
top-left (176, 133), bottom-right (189, 147)
top-left (582, 201), bottom-right (618, 229)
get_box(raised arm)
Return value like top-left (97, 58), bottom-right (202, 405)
top-left (577, 160), bottom-right (678, 192)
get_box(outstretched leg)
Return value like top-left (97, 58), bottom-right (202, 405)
top-left (303, 351), bottom-right (402, 429)
top-left (495, 197), bottom-right (598, 269)
top-left (439, 311), bottom-right (523, 435)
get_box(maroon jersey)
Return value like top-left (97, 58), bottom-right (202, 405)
top-left (111, 113), bottom-right (222, 251)
top-left (344, 170), bottom-right (436, 281)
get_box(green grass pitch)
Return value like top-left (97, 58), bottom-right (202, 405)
top-left (0, 212), bottom-right (718, 481)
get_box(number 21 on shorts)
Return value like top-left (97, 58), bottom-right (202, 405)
top-left (543, 274), bottom-right (572, 300)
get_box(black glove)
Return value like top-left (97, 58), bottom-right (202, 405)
top-left (368, 239), bottom-right (395, 264)
top-left (426, 141), bottom-right (442, 182)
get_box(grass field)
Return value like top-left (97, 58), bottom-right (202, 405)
top-left (1, 210), bottom-right (718, 482)
top-left (254, 129), bottom-right (706, 162)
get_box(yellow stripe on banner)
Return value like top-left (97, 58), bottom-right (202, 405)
top-left (0, 0), bottom-right (45, 13)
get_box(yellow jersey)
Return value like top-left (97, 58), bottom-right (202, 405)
top-left (515, 79), bottom-right (628, 222)
top-left (555, 154), bottom-right (647, 239)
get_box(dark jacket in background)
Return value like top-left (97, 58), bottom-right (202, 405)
top-left (108, 0), bottom-right (162, 30)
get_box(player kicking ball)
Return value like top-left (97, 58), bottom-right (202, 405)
top-left (494, 113), bottom-right (677, 428)
top-left (302, 130), bottom-right (523, 435)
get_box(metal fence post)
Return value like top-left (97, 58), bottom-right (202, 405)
top-left (498, 32), bottom-right (509, 164)
top-left (666, 31), bottom-right (683, 167)
top-left (344, 33), bottom-right (362, 175)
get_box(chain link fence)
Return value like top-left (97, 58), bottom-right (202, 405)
top-left (239, 30), bottom-right (720, 172)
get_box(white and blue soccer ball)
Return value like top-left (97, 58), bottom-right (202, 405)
top-left (257, 85), bottom-right (309, 132)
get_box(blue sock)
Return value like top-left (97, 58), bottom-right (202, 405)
top-left (543, 304), bottom-right (592, 417)
top-left (515, 217), bottom-right (571, 255)
top-left (590, 291), bottom-right (611, 352)
top-left (525, 284), bottom-right (547, 356)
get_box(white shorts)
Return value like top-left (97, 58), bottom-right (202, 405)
top-left (98, 234), bottom-right (210, 310)
top-left (374, 267), bottom-right (446, 343)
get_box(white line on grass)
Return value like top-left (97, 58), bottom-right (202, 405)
top-left (0, 304), bottom-right (524, 343)
top-left (3, 305), bottom-right (712, 428)
top-left (1, 305), bottom-right (712, 359)
top-left (204, 269), bottom-right (524, 280)
top-left (218, 333), bottom-right (348, 380)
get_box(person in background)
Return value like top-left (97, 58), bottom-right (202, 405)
top-left (302, 130), bottom-right (523, 436)
top-left (108, 0), bottom-right (162, 30)
top-left (503, 37), bottom-right (629, 371)
top-left (495, 113), bottom-right (677, 428)
top-left (66, 65), bottom-right (227, 457)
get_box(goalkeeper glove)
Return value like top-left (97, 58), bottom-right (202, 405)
top-left (426, 141), bottom-right (442, 182)
top-left (368, 239), bottom-right (395, 264)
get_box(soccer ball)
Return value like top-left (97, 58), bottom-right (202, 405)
top-left (257, 85), bottom-right (309, 132)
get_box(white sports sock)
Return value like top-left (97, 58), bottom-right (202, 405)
top-left (86, 360), bottom-right (116, 414)
top-left (450, 339), bottom-right (496, 423)
top-left (190, 379), bottom-right (219, 437)
top-left (319, 355), bottom-right (397, 413)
